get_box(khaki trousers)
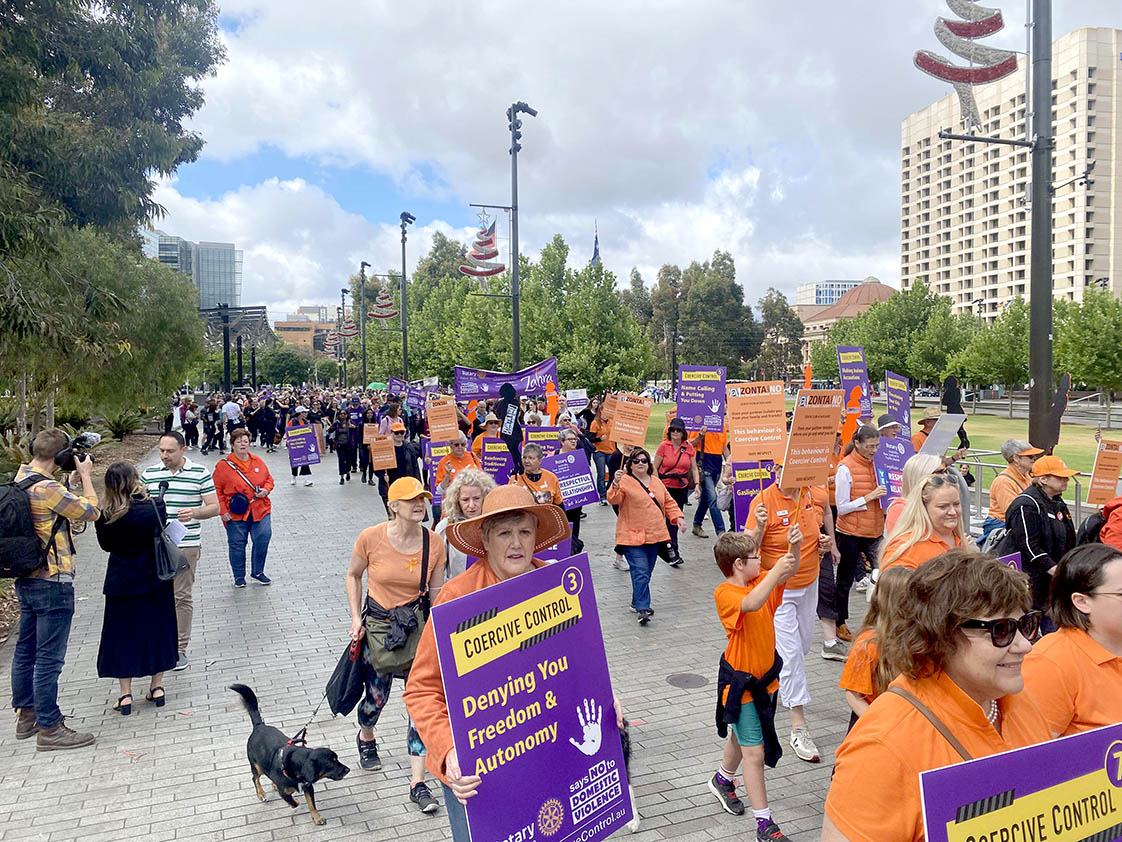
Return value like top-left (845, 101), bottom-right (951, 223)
top-left (174, 547), bottom-right (202, 653)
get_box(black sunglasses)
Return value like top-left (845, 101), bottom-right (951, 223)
top-left (929, 474), bottom-right (959, 487)
top-left (959, 611), bottom-right (1041, 647)
top-left (630, 458), bottom-right (649, 465)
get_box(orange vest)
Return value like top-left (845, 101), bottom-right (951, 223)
top-left (836, 451), bottom-right (884, 538)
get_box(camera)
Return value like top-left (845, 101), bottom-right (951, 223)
top-left (55, 432), bottom-right (102, 472)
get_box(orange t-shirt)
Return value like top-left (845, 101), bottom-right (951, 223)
top-left (839, 628), bottom-right (879, 704)
top-left (435, 451), bottom-right (479, 488)
top-left (590, 418), bottom-right (614, 454)
top-left (695, 431), bottom-right (728, 455)
top-left (880, 531), bottom-right (960, 571)
top-left (910, 430), bottom-right (928, 453)
top-left (509, 469), bottom-right (563, 506)
top-left (883, 496), bottom-right (905, 535)
top-left (988, 466), bottom-right (1031, 521)
top-left (715, 575), bottom-right (783, 699)
top-left (351, 522), bottom-right (447, 608)
top-left (827, 451), bottom-right (839, 507)
top-left (1022, 626), bottom-right (1122, 736)
top-left (825, 671), bottom-right (1053, 842)
top-left (749, 485), bottom-right (825, 588)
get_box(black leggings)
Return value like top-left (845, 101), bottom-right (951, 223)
top-left (336, 445), bottom-right (352, 476)
top-left (818, 531), bottom-right (880, 627)
top-left (665, 486), bottom-right (690, 550)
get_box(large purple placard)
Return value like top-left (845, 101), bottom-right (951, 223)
top-left (388, 376), bottom-right (408, 395)
top-left (431, 554), bottom-right (632, 842)
top-left (480, 437), bottom-right (516, 485)
top-left (454, 357), bottom-right (559, 400)
top-left (286, 424), bottom-right (321, 468)
top-left (885, 370), bottom-right (911, 433)
top-left (542, 450), bottom-right (600, 510)
top-left (873, 436), bottom-right (914, 505)
top-left (731, 461), bottom-right (777, 532)
top-left (406, 386), bottom-right (426, 410)
top-left (676, 365), bottom-right (727, 431)
top-left (920, 723), bottom-right (1122, 842)
top-left (836, 346), bottom-right (872, 419)
top-left (423, 438), bottom-right (451, 508)
top-left (524, 426), bottom-right (562, 457)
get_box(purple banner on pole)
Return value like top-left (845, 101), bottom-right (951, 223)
top-left (454, 357), bottom-right (559, 400)
top-left (406, 386), bottom-right (426, 410)
top-left (873, 436), bottom-right (915, 506)
top-left (524, 426), bottom-right (562, 457)
top-left (431, 553), bottom-right (632, 842)
top-left (542, 450), bottom-right (600, 510)
top-left (286, 424), bottom-right (321, 468)
top-left (920, 722), bottom-right (1122, 842)
top-left (388, 376), bottom-right (408, 395)
top-left (731, 461), bottom-right (777, 532)
top-left (480, 437), bottom-right (516, 485)
top-left (676, 365), bottom-right (727, 431)
top-left (423, 438), bottom-right (452, 508)
top-left (836, 346), bottom-right (872, 419)
top-left (884, 370), bottom-right (911, 434)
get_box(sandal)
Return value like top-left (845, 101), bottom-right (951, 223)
top-left (145, 687), bottom-right (166, 708)
top-left (113, 694), bottom-right (133, 716)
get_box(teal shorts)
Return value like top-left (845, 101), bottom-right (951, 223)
top-left (730, 698), bottom-right (763, 747)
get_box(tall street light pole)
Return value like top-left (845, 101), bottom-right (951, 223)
top-left (340, 288), bottom-right (350, 389)
top-left (400, 212), bottom-right (414, 381)
top-left (360, 261), bottom-right (370, 390)
top-left (508, 101), bottom-right (537, 371)
top-left (1027, 0), bottom-right (1053, 446)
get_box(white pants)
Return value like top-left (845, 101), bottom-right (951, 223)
top-left (774, 579), bottom-right (819, 710)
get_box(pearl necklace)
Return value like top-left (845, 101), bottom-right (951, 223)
top-left (986, 700), bottom-right (999, 724)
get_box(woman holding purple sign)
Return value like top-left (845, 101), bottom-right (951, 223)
top-left (286, 406), bottom-right (314, 487)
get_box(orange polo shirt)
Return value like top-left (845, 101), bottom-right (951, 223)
top-left (1022, 626), bottom-right (1122, 737)
top-left (748, 484), bottom-right (826, 587)
top-left (910, 430), bottom-right (929, 453)
top-left (715, 574), bottom-right (783, 698)
top-left (839, 628), bottom-right (879, 705)
top-left (590, 418), bottom-right (615, 454)
top-left (509, 469), bottom-right (563, 506)
top-left (694, 431), bottom-right (728, 455)
top-left (826, 671), bottom-right (1053, 842)
top-left (880, 530), bottom-right (961, 571)
top-left (988, 465), bottom-right (1031, 521)
top-left (435, 451), bottom-right (480, 488)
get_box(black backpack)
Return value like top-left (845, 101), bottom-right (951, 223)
top-left (0, 476), bottom-right (67, 578)
top-left (1077, 510), bottom-right (1107, 546)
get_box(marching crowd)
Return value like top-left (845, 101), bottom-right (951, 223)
top-left (7, 382), bottom-right (1122, 842)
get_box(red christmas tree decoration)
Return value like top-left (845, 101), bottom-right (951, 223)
top-left (368, 288), bottom-right (398, 319)
top-left (459, 220), bottom-right (506, 287)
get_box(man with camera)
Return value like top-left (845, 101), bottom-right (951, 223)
top-left (11, 429), bottom-right (101, 750)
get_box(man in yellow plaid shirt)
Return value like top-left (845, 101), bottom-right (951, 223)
top-left (11, 429), bottom-right (100, 751)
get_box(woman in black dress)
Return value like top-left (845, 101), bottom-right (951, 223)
top-left (95, 462), bottom-right (177, 715)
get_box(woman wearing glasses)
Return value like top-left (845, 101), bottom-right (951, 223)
top-left (822, 550), bottom-right (1051, 842)
top-left (1022, 543), bottom-right (1122, 736)
top-left (880, 473), bottom-right (970, 571)
top-left (607, 447), bottom-right (685, 626)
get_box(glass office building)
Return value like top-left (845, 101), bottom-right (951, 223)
top-left (141, 229), bottom-right (243, 308)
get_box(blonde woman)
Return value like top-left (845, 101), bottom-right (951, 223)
top-left (435, 468), bottom-right (497, 580)
top-left (882, 454), bottom-right (947, 536)
top-left (94, 462), bottom-right (177, 715)
top-left (880, 473), bottom-right (971, 571)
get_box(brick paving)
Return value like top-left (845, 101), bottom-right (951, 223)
top-left (0, 443), bottom-right (867, 842)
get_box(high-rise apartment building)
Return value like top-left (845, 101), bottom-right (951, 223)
top-left (900, 27), bottom-right (1121, 320)
top-left (795, 280), bottom-right (861, 307)
top-left (141, 228), bottom-right (243, 309)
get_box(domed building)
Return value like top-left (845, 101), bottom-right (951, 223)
top-left (799, 276), bottom-right (897, 364)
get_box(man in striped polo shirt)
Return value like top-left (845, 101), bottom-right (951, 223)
top-left (141, 432), bottom-right (219, 671)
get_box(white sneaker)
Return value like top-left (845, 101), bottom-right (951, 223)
top-left (290, 478), bottom-right (297, 485)
top-left (822, 639), bottom-right (848, 661)
top-left (304, 479), bottom-right (314, 486)
top-left (613, 556), bottom-right (629, 571)
top-left (789, 725), bottom-right (821, 763)
top-left (854, 576), bottom-right (869, 592)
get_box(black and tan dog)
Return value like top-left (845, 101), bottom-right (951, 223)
top-left (229, 684), bottom-right (349, 825)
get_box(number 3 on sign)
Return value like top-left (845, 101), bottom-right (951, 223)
top-left (1106, 740), bottom-right (1122, 787)
top-left (563, 567), bottom-right (583, 597)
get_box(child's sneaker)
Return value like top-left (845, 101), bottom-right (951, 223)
top-left (789, 725), bottom-right (820, 763)
top-left (756, 819), bottom-right (792, 842)
top-left (854, 575), bottom-right (869, 592)
top-left (707, 774), bottom-right (745, 816)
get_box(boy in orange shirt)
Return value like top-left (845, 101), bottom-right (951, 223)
top-left (710, 532), bottom-right (798, 842)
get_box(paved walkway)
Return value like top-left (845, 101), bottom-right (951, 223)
top-left (0, 443), bottom-right (866, 842)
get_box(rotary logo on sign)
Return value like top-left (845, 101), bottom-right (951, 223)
top-left (538, 798), bottom-right (564, 836)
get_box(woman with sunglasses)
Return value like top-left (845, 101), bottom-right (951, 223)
top-left (607, 447), bottom-right (685, 626)
top-left (880, 473), bottom-right (970, 571)
top-left (1022, 543), bottom-right (1122, 736)
top-left (822, 550), bottom-right (1051, 842)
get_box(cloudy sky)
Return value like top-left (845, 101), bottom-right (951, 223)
top-left (155, 0), bottom-right (1120, 320)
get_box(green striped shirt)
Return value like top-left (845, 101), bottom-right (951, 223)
top-left (141, 458), bottom-right (216, 548)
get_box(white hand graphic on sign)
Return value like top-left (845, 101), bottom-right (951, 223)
top-left (708, 400), bottom-right (722, 414)
top-left (569, 698), bottom-right (603, 756)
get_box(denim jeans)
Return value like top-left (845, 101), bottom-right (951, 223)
top-left (592, 451), bottom-right (609, 501)
top-left (693, 469), bottom-right (726, 533)
top-left (225, 514), bottom-right (272, 580)
top-left (442, 783), bottom-right (472, 842)
top-left (11, 578), bottom-right (75, 729)
top-left (623, 544), bottom-right (659, 612)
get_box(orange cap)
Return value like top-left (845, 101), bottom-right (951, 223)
top-left (387, 476), bottom-right (432, 502)
top-left (1030, 455), bottom-right (1078, 478)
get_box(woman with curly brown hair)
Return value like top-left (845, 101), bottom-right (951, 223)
top-left (822, 550), bottom-right (1052, 842)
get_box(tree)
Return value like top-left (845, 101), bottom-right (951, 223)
top-left (756, 288), bottom-right (804, 381)
top-left (649, 264), bottom-right (684, 384)
top-left (808, 316), bottom-right (862, 382)
top-left (906, 302), bottom-right (974, 387)
top-left (258, 346), bottom-right (316, 387)
top-left (619, 268), bottom-right (652, 329)
top-left (677, 251), bottom-right (760, 378)
top-left (950, 298), bottom-right (1030, 418)
top-left (1054, 290), bottom-right (1122, 428)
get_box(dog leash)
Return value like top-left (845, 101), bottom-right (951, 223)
top-left (287, 692), bottom-right (329, 746)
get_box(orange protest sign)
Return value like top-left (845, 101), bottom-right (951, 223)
top-left (803, 364), bottom-right (812, 389)
top-left (610, 394), bottom-right (653, 447)
top-left (662, 406), bottom-right (676, 437)
top-left (727, 381), bottom-right (787, 462)
top-left (780, 389), bottom-right (844, 488)
top-left (839, 384), bottom-right (863, 445)
top-left (314, 422), bottom-right (326, 455)
top-left (362, 423), bottom-right (379, 444)
top-left (1087, 439), bottom-right (1122, 505)
top-left (427, 398), bottom-right (460, 444)
top-left (602, 393), bottom-right (618, 420)
top-left (369, 435), bottom-right (397, 470)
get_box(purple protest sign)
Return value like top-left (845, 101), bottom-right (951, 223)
top-left (873, 436), bottom-right (915, 506)
top-left (388, 376), bottom-right (408, 395)
top-left (676, 365), bottom-right (727, 431)
top-left (536, 536), bottom-right (573, 563)
top-left (884, 370), bottom-right (911, 434)
top-left (998, 551), bottom-right (1022, 571)
top-left (423, 438), bottom-right (452, 508)
top-left (920, 722), bottom-right (1122, 842)
top-left (480, 437), bottom-right (516, 485)
top-left (431, 553), bottom-right (632, 842)
top-left (836, 346), bottom-right (872, 419)
top-left (542, 450), bottom-right (600, 510)
top-left (524, 426), bottom-right (562, 457)
top-left (285, 424), bottom-right (321, 468)
top-left (406, 386), bottom-right (425, 410)
top-left (731, 461), bottom-right (777, 532)
top-left (454, 357), bottom-right (559, 400)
